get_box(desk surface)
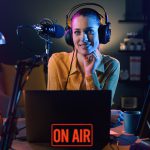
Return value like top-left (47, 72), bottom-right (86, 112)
top-left (0, 118), bottom-right (144, 150)
top-left (2, 118), bottom-right (135, 150)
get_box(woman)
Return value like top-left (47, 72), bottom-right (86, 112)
top-left (47, 7), bottom-right (123, 124)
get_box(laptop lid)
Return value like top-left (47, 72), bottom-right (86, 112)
top-left (25, 90), bottom-right (111, 149)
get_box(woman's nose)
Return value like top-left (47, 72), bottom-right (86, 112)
top-left (81, 33), bottom-right (88, 42)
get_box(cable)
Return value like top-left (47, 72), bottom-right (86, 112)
top-left (136, 83), bottom-right (150, 136)
top-left (64, 50), bottom-right (75, 90)
top-left (109, 135), bottom-right (120, 150)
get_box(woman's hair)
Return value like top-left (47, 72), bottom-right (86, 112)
top-left (71, 8), bottom-right (101, 26)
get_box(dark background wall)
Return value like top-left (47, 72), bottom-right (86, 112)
top-left (0, 0), bottom-right (150, 108)
top-left (1, 0), bottom-right (142, 63)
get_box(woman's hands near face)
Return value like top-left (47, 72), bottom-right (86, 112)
top-left (83, 50), bottom-right (101, 76)
top-left (83, 52), bottom-right (96, 76)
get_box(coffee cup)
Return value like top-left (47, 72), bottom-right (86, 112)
top-left (123, 111), bottom-right (141, 134)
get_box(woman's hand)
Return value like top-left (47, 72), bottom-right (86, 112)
top-left (83, 50), bottom-right (101, 76)
top-left (111, 109), bottom-right (124, 124)
top-left (83, 53), bottom-right (96, 76)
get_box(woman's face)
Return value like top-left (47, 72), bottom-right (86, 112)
top-left (72, 15), bottom-right (100, 56)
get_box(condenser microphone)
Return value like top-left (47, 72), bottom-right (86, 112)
top-left (32, 23), bottom-right (65, 38)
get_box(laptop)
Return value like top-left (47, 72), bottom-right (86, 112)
top-left (25, 90), bottom-right (111, 149)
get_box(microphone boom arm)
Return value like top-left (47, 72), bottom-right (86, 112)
top-left (0, 57), bottom-right (43, 150)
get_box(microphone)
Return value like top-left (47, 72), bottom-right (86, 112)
top-left (32, 24), bottom-right (65, 38)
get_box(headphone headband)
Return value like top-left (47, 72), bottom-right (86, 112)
top-left (66, 3), bottom-right (108, 26)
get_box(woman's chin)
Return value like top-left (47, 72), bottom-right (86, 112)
top-left (77, 48), bottom-right (94, 56)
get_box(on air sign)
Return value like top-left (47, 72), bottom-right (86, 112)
top-left (51, 124), bottom-right (93, 147)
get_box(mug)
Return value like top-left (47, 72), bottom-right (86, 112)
top-left (123, 111), bottom-right (141, 134)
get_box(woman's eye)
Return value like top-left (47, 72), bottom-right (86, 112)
top-left (88, 30), bottom-right (94, 35)
top-left (74, 31), bottom-right (80, 35)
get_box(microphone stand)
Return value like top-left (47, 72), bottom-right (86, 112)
top-left (0, 56), bottom-right (43, 150)
top-left (37, 32), bottom-right (52, 87)
top-left (43, 40), bottom-right (52, 86)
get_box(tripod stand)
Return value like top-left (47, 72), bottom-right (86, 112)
top-left (0, 56), bottom-right (43, 150)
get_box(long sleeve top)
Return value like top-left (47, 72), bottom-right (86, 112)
top-left (47, 51), bottom-right (120, 104)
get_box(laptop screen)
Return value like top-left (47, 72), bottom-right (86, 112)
top-left (25, 90), bottom-right (111, 149)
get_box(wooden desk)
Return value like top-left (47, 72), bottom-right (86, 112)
top-left (4, 119), bottom-right (134, 150)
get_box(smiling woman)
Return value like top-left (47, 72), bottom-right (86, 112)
top-left (47, 3), bottom-right (122, 124)
top-left (47, 7), bottom-right (119, 100)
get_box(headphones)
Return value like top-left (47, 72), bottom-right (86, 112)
top-left (65, 3), bottom-right (111, 47)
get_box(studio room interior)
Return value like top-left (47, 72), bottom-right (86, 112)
top-left (0, 0), bottom-right (150, 149)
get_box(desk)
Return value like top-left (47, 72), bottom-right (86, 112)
top-left (0, 118), bottom-right (146, 150)
top-left (0, 118), bottom-right (140, 150)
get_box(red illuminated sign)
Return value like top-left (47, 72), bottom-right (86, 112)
top-left (51, 124), bottom-right (93, 147)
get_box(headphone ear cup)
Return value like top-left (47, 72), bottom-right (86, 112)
top-left (98, 24), bottom-right (111, 44)
top-left (65, 27), bottom-right (74, 47)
